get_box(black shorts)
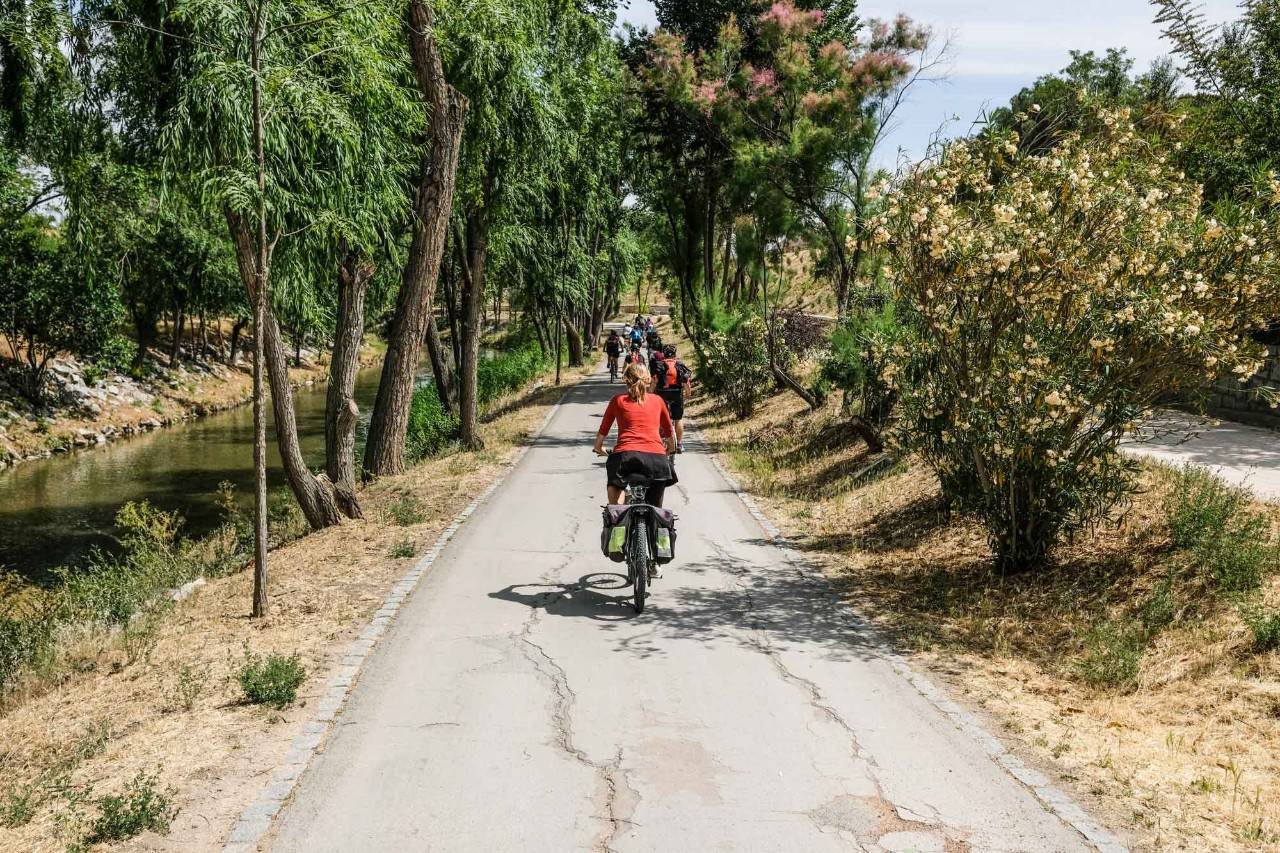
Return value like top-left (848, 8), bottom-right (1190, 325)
top-left (658, 388), bottom-right (683, 421)
top-left (606, 450), bottom-right (676, 494)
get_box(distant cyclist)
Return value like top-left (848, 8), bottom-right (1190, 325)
top-left (626, 341), bottom-right (645, 366)
top-left (593, 362), bottom-right (676, 507)
top-left (603, 329), bottom-right (623, 381)
top-left (645, 326), bottom-right (662, 354)
top-left (651, 343), bottom-right (691, 453)
top-left (629, 323), bottom-right (645, 348)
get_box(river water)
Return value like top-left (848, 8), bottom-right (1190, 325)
top-left (0, 363), bottom-right (405, 583)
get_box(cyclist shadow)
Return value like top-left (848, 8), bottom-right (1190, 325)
top-left (489, 572), bottom-right (641, 621)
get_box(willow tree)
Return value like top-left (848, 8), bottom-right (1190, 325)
top-left (362, 0), bottom-right (467, 478)
top-left (161, 0), bottom-right (410, 613)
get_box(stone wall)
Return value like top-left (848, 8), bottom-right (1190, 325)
top-left (1210, 344), bottom-right (1280, 428)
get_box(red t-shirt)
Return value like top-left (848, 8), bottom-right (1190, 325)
top-left (598, 392), bottom-right (673, 454)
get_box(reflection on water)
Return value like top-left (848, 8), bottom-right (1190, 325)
top-left (0, 363), bottom-right (406, 583)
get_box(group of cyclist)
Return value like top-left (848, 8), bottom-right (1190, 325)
top-left (595, 314), bottom-right (692, 512)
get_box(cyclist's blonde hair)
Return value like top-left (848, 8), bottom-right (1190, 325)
top-left (624, 363), bottom-right (649, 402)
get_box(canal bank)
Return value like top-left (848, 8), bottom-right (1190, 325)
top-left (0, 350), bottom-right (386, 583)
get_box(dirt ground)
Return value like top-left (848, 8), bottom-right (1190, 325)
top-left (690, 389), bottom-right (1280, 853)
top-left (0, 361), bottom-right (594, 853)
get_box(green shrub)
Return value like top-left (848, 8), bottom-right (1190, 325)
top-left (167, 663), bottom-right (209, 712)
top-left (1, 785), bottom-right (36, 827)
top-left (821, 302), bottom-right (902, 425)
top-left (406, 385), bottom-right (459, 461)
top-left (389, 538), bottom-right (416, 559)
top-left (388, 493), bottom-right (425, 526)
top-left (477, 342), bottom-right (546, 404)
top-left (695, 310), bottom-right (771, 418)
top-left (1241, 604), bottom-right (1280, 651)
top-left (87, 771), bottom-right (177, 843)
top-left (238, 650), bottom-right (306, 709)
top-left (1165, 465), bottom-right (1277, 595)
top-left (0, 604), bottom-right (56, 693)
top-left (94, 335), bottom-right (138, 374)
top-left (1076, 618), bottom-right (1146, 690)
top-left (879, 102), bottom-right (1280, 574)
top-left (1140, 576), bottom-right (1178, 634)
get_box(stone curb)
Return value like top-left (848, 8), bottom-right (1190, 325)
top-left (695, 430), bottom-right (1129, 853)
top-left (221, 385), bottom-right (573, 853)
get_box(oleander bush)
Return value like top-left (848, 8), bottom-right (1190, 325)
top-left (875, 102), bottom-right (1280, 572)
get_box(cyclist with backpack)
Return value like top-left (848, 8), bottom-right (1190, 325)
top-left (626, 342), bottom-right (645, 367)
top-left (603, 329), bottom-right (623, 381)
top-left (629, 324), bottom-right (645, 349)
top-left (650, 343), bottom-right (691, 453)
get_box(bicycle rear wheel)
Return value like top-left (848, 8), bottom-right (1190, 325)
top-left (629, 520), bottom-right (648, 613)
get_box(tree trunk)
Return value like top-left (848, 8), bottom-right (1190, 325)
top-left (564, 318), bottom-right (583, 368)
top-left (228, 317), bottom-right (247, 367)
top-left (227, 212), bottom-right (343, 534)
top-left (132, 309), bottom-right (157, 368)
top-left (457, 186), bottom-right (491, 450)
top-left (169, 305), bottom-right (185, 367)
top-left (363, 0), bottom-right (467, 478)
top-left (326, 245), bottom-right (371, 518)
top-left (424, 313), bottom-right (455, 413)
top-left (443, 254), bottom-right (462, 372)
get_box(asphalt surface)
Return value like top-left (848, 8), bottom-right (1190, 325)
top-left (269, 370), bottom-right (1116, 853)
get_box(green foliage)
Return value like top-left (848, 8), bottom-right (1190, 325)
top-left (1076, 618), bottom-right (1146, 690)
top-left (237, 650), bottom-right (306, 709)
top-left (0, 222), bottom-right (122, 403)
top-left (476, 341), bottom-right (547, 404)
top-left (166, 663), bottom-right (210, 712)
top-left (1165, 465), bottom-right (1277, 595)
top-left (1140, 575), bottom-right (1178, 635)
top-left (821, 303), bottom-right (901, 423)
top-left (407, 340), bottom-right (547, 462)
top-left (389, 539), bottom-right (416, 559)
top-left (695, 309), bottom-right (771, 417)
top-left (406, 386), bottom-right (460, 462)
top-left (1241, 603), bottom-right (1280, 652)
top-left (880, 99), bottom-right (1280, 573)
top-left (0, 785), bottom-right (36, 828)
top-left (86, 771), bottom-right (177, 844)
top-left (56, 503), bottom-right (195, 626)
top-left (387, 494), bottom-right (425, 527)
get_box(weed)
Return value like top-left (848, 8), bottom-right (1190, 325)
top-left (166, 662), bottom-right (209, 712)
top-left (1240, 602), bottom-right (1280, 651)
top-left (1165, 465), bottom-right (1277, 595)
top-left (1075, 618), bottom-right (1146, 690)
top-left (87, 770), bottom-right (177, 843)
top-left (121, 614), bottom-right (162, 666)
top-left (1140, 574), bottom-right (1177, 634)
top-left (1189, 776), bottom-right (1221, 794)
top-left (0, 785), bottom-right (36, 827)
top-left (388, 494), bottom-right (425, 527)
top-left (389, 539), bottom-right (416, 559)
top-left (238, 649), bottom-right (306, 709)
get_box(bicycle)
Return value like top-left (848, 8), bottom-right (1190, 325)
top-left (607, 353), bottom-right (620, 382)
top-left (621, 472), bottom-right (657, 614)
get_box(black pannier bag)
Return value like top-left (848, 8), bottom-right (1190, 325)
top-left (601, 504), bottom-right (630, 562)
top-left (650, 507), bottom-right (677, 564)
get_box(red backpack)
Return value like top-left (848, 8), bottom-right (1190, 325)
top-left (664, 358), bottom-right (678, 389)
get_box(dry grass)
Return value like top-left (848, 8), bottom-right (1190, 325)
top-left (691, 389), bottom-right (1280, 853)
top-left (0, 364), bottom-right (590, 852)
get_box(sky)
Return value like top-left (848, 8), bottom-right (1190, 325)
top-left (615, 0), bottom-right (1243, 169)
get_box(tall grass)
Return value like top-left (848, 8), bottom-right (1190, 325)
top-left (1, 500), bottom-right (244, 698)
top-left (1164, 464), bottom-right (1278, 595)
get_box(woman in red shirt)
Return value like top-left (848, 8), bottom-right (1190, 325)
top-left (593, 362), bottom-right (676, 506)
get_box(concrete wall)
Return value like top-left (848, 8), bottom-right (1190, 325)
top-left (1210, 344), bottom-right (1280, 429)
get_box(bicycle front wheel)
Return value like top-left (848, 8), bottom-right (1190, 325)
top-left (629, 521), bottom-right (648, 613)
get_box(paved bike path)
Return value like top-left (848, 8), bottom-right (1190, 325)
top-left (269, 371), bottom-right (1120, 852)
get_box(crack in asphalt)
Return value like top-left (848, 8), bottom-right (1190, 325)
top-left (510, 559), bottom-right (641, 852)
top-left (705, 538), bottom-right (953, 847)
